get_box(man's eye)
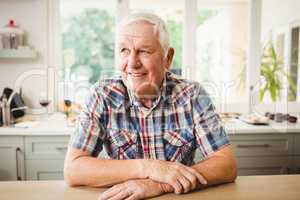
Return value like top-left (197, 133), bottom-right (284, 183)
top-left (120, 48), bottom-right (130, 55)
top-left (139, 50), bottom-right (150, 54)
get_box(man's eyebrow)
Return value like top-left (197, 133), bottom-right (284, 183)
top-left (117, 42), bottom-right (155, 49)
top-left (117, 42), bottom-right (129, 48)
top-left (139, 44), bottom-right (154, 49)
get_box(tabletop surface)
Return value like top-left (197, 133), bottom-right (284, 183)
top-left (0, 175), bottom-right (300, 200)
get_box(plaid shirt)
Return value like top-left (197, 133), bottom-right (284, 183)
top-left (70, 71), bottom-right (229, 166)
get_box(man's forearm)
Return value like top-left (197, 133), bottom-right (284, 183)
top-left (191, 147), bottom-right (237, 188)
top-left (64, 155), bottom-right (146, 187)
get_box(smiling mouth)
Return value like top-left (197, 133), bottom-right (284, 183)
top-left (127, 72), bottom-right (147, 77)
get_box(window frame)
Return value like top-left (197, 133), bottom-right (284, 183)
top-left (51, 0), bottom-right (300, 113)
top-left (289, 20), bottom-right (300, 102)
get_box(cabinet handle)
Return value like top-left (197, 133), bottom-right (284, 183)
top-left (236, 144), bottom-right (271, 148)
top-left (15, 147), bottom-right (22, 181)
top-left (56, 147), bottom-right (68, 151)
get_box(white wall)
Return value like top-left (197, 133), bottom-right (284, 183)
top-left (261, 0), bottom-right (300, 41)
top-left (0, 0), bottom-right (49, 109)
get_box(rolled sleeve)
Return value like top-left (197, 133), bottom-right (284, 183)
top-left (69, 85), bottom-right (105, 157)
top-left (192, 86), bottom-right (230, 158)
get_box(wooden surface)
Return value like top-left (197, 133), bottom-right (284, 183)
top-left (0, 175), bottom-right (299, 200)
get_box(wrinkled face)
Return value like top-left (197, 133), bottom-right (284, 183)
top-left (117, 21), bottom-right (171, 99)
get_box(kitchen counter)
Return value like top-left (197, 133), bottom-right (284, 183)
top-left (1, 113), bottom-right (300, 135)
top-left (0, 175), bottom-right (299, 200)
top-left (224, 118), bottom-right (300, 134)
top-left (0, 113), bottom-right (73, 135)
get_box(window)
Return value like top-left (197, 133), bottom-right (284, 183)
top-left (57, 0), bottom-right (266, 113)
top-left (59, 0), bottom-right (249, 107)
top-left (60, 0), bottom-right (116, 104)
top-left (271, 23), bottom-right (300, 103)
top-left (289, 26), bottom-right (300, 101)
top-left (196, 3), bottom-right (249, 104)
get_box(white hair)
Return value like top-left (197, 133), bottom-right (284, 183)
top-left (117, 12), bottom-right (170, 58)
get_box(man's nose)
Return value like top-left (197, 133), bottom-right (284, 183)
top-left (128, 52), bottom-right (141, 68)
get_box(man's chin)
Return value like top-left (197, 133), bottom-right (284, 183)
top-left (132, 84), bottom-right (160, 99)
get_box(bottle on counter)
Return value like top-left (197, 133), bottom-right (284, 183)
top-left (0, 20), bottom-right (24, 49)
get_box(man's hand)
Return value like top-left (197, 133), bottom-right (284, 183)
top-left (143, 159), bottom-right (207, 194)
top-left (98, 179), bottom-right (173, 200)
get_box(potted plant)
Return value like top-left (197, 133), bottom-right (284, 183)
top-left (259, 40), bottom-right (296, 101)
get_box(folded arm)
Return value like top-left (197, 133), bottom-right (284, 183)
top-left (191, 145), bottom-right (238, 189)
top-left (64, 147), bottom-right (146, 187)
top-left (64, 147), bottom-right (206, 193)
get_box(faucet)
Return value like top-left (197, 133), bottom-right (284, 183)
top-left (1, 94), bottom-right (11, 126)
top-left (1, 91), bottom-right (27, 126)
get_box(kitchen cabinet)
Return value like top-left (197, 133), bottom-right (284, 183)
top-left (0, 136), bottom-right (25, 181)
top-left (293, 135), bottom-right (300, 174)
top-left (294, 135), bottom-right (300, 155)
top-left (25, 136), bottom-right (70, 180)
top-left (229, 134), bottom-right (294, 176)
top-left (0, 135), bottom-right (70, 181)
top-left (1, 131), bottom-right (300, 181)
top-left (26, 159), bottom-right (65, 180)
top-left (293, 157), bottom-right (300, 174)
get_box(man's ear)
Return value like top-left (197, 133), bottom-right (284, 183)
top-left (164, 48), bottom-right (174, 70)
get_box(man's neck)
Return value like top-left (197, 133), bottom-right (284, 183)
top-left (138, 96), bottom-right (157, 108)
top-left (141, 98), bottom-right (155, 108)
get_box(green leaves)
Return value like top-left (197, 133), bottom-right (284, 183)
top-left (62, 9), bottom-right (115, 83)
top-left (259, 40), bottom-right (296, 102)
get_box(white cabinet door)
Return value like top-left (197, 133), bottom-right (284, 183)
top-left (0, 136), bottom-right (25, 181)
top-left (293, 135), bottom-right (300, 173)
top-left (24, 135), bottom-right (69, 180)
top-left (26, 159), bottom-right (64, 180)
top-left (295, 135), bottom-right (300, 155)
top-left (293, 156), bottom-right (300, 174)
top-left (229, 134), bottom-right (294, 176)
top-left (236, 156), bottom-right (293, 176)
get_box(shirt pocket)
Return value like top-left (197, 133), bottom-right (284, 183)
top-left (163, 128), bottom-right (195, 164)
top-left (108, 129), bottom-right (137, 159)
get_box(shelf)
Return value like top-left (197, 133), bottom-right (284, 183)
top-left (0, 48), bottom-right (38, 59)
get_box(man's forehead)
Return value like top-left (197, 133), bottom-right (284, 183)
top-left (117, 37), bottom-right (157, 49)
top-left (118, 21), bottom-right (157, 38)
top-left (117, 24), bottom-right (159, 47)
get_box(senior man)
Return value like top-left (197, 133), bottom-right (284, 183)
top-left (64, 12), bottom-right (237, 200)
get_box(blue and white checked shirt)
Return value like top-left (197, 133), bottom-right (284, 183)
top-left (70, 71), bottom-right (229, 166)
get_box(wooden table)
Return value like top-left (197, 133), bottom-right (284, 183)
top-left (0, 175), bottom-right (299, 200)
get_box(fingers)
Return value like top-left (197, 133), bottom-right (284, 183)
top-left (169, 173), bottom-right (192, 194)
top-left (160, 183), bottom-right (174, 193)
top-left (168, 164), bottom-right (207, 194)
top-left (99, 185), bottom-right (121, 200)
top-left (124, 194), bottom-right (139, 200)
top-left (169, 179), bottom-right (183, 194)
top-left (107, 190), bottom-right (132, 200)
top-left (149, 160), bottom-right (207, 194)
top-left (184, 166), bottom-right (207, 185)
top-left (99, 185), bottom-right (131, 200)
top-left (177, 174), bottom-right (192, 193)
top-left (178, 169), bottom-right (198, 191)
